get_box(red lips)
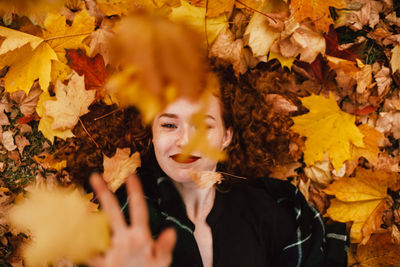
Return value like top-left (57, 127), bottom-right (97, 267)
top-left (170, 154), bottom-right (200, 163)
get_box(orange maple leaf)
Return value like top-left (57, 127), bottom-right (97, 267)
top-left (291, 0), bottom-right (347, 33)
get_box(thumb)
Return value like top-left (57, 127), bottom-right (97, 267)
top-left (155, 228), bottom-right (176, 265)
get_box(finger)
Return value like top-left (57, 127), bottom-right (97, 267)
top-left (86, 255), bottom-right (105, 267)
top-left (155, 228), bottom-right (176, 265)
top-left (126, 174), bottom-right (149, 229)
top-left (90, 173), bottom-right (126, 231)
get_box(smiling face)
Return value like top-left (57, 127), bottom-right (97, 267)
top-left (152, 96), bottom-right (232, 185)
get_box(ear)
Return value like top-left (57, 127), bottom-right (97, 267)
top-left (222, 127), bottom-right (233, 149)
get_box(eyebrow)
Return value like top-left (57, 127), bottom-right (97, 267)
top-left (158, 113), bottom-right (178, 119)
top-left (158, 113), bottom-right (216, 121)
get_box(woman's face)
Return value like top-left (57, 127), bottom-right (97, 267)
top-left (152, 96), bottom-right (232, 184)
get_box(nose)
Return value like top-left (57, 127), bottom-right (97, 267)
top-left (176, 124), bottom-right (192, 147)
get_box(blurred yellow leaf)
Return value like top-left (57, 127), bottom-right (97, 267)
top-left (106, 66), bottom-right (167, 123)
top-left (169, 0), bottom-right (228, 45)
top-left (103, 149), bottom-right (141, 192)
top-left (291, 92), bottom-right (364, 170)
top-left (291, 0), bottom-right (347, 33)
top-left (7, 186), bottom-right (110, 266)
top-left (96, 0), bottom-right (158, 16)
top-left (44, 72), bottom-right (96, 130)
top-left (180, 96), bottom-right (226, 161)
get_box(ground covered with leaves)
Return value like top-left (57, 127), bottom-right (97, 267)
top-left (0, 0), bottom-right (400, 266)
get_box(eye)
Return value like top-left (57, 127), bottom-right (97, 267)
top-left (161, 123), bottom-right (177, 129)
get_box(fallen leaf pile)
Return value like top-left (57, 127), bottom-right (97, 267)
top-left (0, 0), bottom-right (399, 265)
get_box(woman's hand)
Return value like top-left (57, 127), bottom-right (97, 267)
top-left (87, 174), bottom-right (176, 267)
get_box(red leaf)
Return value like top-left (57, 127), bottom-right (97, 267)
top-left (324, 26), bottom-right (362, 62)
top-left (17, 115), bottom-right (35, 124)
top-left (355, 105), bottom-right (378, 115)
top-left (66, 49), bottom-right (110, 100)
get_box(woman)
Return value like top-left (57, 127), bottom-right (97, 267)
top-left (88, 79), bottom-right (347, 266)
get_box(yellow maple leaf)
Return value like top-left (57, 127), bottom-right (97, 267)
top-left (291, 0), bottom-right (347, 33)
top-left (37, 89), bottom-right (74, 142)
top-left (106, 66), bottom-right (169, 123)
top-left (244, 0), bottom-right (288, 57)
top-left (7, 186), bottom-right (110, 266)
top-left (268, 51), bottom-right (295, 69)
top-left (43, 71), bottom-right (96, 130)
top-left (169, 0), bottom-right (228, 45)
top-left (324, 168), bottom-right (397, 243)
top-left (103, 149), bottom-right (141, 192)
top-left (43, 10), bottom-right (95, 62)
top-left (0, 27), bottom-right (58, 93)
top-left (291, 92), bottom-right (364, 171)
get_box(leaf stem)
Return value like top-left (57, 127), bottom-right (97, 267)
top-left (234, 0), bottom-right (277, 23)
top-left (43, 31), bottom-right (92, 42)
top-left (79, 118), bottom-right (101, 149)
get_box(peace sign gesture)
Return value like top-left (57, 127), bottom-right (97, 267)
top-left (87, 174), bottom-right (176, 267)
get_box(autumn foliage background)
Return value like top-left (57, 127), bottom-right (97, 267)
top-left (0, 0), bottom-right (400, 266)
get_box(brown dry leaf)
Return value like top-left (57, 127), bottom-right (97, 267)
top-left (10, 86), bottom-right (42, 116)
top-left (2, 130), bottom-right (17, 151)
top-left (209, 27), bottom-right (248, 75)
top-left (88, 18), bottom-right (115, 66)
top-left (190, 171), bottom-right (223, 189)
top-left (265, 94), bottom-right (298, 115)
top-left (390, 45), bottom-right (400, 74)
top-left (304, 159), bottom-right (332, 186)
top-left (336, 0), bottom-right (382, 31)
top-left (291, 0), bottom-right (347, 33)
top-left (376, 151), bottom-right (400, 173)
top-left (356, 63), bottom-right (372, 94)
top-left (43, 72), bottom-right (96, 130)
top-left (375, 112), bottom-right (400, 139)
top-left (277, 23), bottom-right (326, 63)
top-left (103, 149), bottom-right (141, 192)
top-left (0, 110), bottom-right (9, 126)
top-left (268, 162), bottom-right (301, 179)
top-left (354, 233), bottom-right (400, 266)
top-left (375, 66), bottom-right (392, 96)
top-left (391, 225), bottom-right (400, 244)
top-left (14, 135), bottom-right (30, 155)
